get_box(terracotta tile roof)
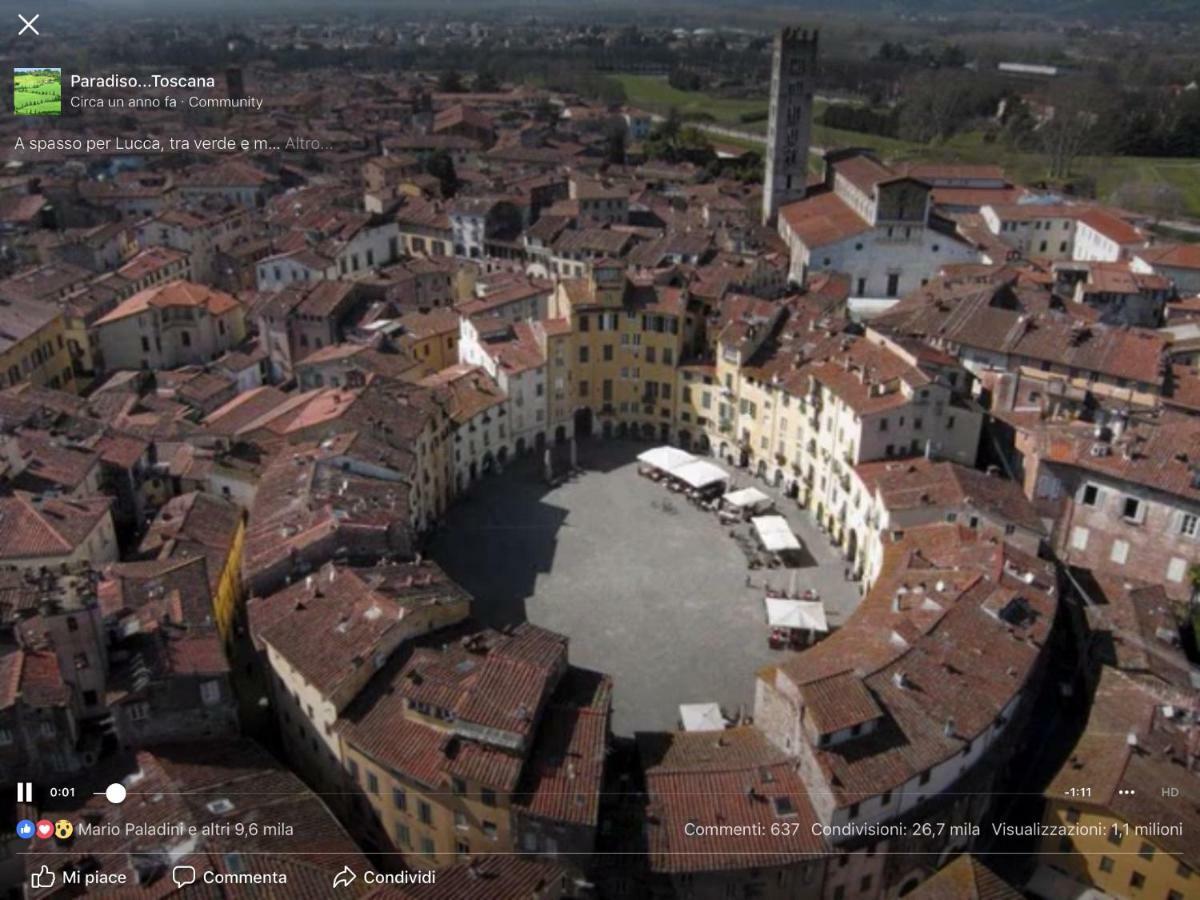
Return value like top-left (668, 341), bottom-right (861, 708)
top-left (798, 671), bottom-right (883, 735)
top-left (339, 625), bottom-right (569, 792)
top-left (419, 364), bottom-right (505, 424)
top-left (806, 336), bottom-right (931, 415)
top-left (1076, 207), bottom-right (1145, 246)
top-left (201, 386), bottom-right (300, 436)
top-left (1078, 572), bottom-right (1194, 693)
top-left (640, 727), bottom-right (826, 873)
top-left (138, 491), bottom-right (243, 594)
top-left (94, 279), bottom-right (241, 325)
top-left (1046, 666), bottom-right (1200, 871)
top-left (251, 561), bottom-right (470, 700)
top-left (8, 428), bottom-right (101, 493)
top-left (770, 524), bottom-right (1057, 808)
top-left (905, 854), bottom-right (1023, 899)
top-left (17, 648), bottom-right (71, 707)
top-left (1137, 242), bottom-right (1200, 271)
top-left (241, 438), bottom-right (413, 591)
top-left (778, 189), bottom-right (872, 250)
top-left (101, 556), bottom-right (213, 628)
top-left (0, 493), bottom-right (111, 561)
top-left (855, 458), bottom-right (1045, 534)
top-left (514, 668), bottom-right (611, 827)
top-left (1037, 409), bottom-right (1200, 502)
top-left (834, 154), bottom-right (898, 193)
top-left (875, 276), bottom-right (1168, 387)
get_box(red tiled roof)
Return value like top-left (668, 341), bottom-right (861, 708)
top-left (778, 189), bottom-right (871, 250)
top-left (95, 279), bottom-right (241, 325)
top-left (0, 493), bottom-right (111, 560)
top-left (640, 727), bottom-right (826, 874)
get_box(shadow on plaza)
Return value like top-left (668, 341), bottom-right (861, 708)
top-left (427, 438), bottom-right (645, 628)
top-left (428, 437), bottom-right (830, 629)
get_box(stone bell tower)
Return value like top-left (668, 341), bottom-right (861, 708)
top-left (762, 27), bottom-right (818, 226)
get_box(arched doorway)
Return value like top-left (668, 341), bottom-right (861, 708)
top-left (602, 420), bottom-right (614, 438)
top-left (678, 430), bottom-right (692, 450)
top-left (516, 437), bottom-right (527, 455)
top-left (482, 452), bottom-right (495, 474)
top-left (772, 468), bottom-right (783, 488)
top-left (497, 447), bottom-right (509, 466)
top-left (659, 423), bottom-right (670, 443)
top-left (616, 422), bottom-right (628, 439)
top-left (574, 407), bottom-right (593, 438)
top-left (640, 423), bottom-right (654, 441)
top-left (535, 431), bottom-right (546, 452)
top-left (846, 529), bottom-right (859, 567)
top-left (756, 460), bottom-right (767, 479)
top-left (555, 426), bottom-right (567, 444)
top-left (698, 434), bottom-right (711, 454)
top-left (469, 462), bottom-right (478, 481)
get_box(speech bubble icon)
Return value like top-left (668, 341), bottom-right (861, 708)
top-left (172, 865), bottom-right (196, 888)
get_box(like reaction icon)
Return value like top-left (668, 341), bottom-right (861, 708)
top-left (15, 819), bottom-right (35, 839)
top-left (30, 864), bottom-right (57, 889)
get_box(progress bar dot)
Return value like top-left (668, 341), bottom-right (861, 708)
top-left (105, 783), bottom-right (126, 804)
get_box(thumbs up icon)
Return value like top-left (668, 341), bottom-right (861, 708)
top-left (30, 864), bottom-right (57, 889)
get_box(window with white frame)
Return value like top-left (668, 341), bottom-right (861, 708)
top-left (200, 680), bottom-right (222, 706)
top-left (1167, 557), bottom-right (1187, 583)
top-left (1180, 513), bottom-right (1198, 538)
top-left (1070, 526), bottom-right (1089, 550)
top-left (1121, 496), bottom-right (1145, 523)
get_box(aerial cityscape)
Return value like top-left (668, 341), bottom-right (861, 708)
top-left (0, 2), bottom-right (1197, 898)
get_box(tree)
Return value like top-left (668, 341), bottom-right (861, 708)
top-left (898, 72), bottom-right (968, 143)
top-left (426, 150), bottom-right (458, 197)
top-left (532, 97), bottom-right (559, 125)
top-left (604, 121), bottom-right (628, 165)
top-left (474, 69), bottom-right (500, 93)
top-left (1038, 78), bottom-right (1108, 180)
top-left (437, 69), bottom-right (465, 94)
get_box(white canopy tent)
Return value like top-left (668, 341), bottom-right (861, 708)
top-left (722, 486), bottom-right (774, 512)
top-left (679, 702), bottom-right (726, 732)
top-left (637, 446), bottom-right (696, 473)
top-left (672, 458), bottom-right (729, 490)
top-left (752, 515), bottom-right (801, 553)
top-left (764, 597), bottom-right (829, 633)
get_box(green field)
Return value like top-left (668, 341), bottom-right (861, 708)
top-left (617, 74), bottom-right (1200, 217)
top-left (14, 68), bottom-right (61, 116)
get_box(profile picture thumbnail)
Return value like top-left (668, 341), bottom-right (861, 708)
top-left (14, 67), bottom-right (61, 116)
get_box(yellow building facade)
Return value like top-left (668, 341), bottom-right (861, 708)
top-left (1040, 799), bottom-right (1194, 900)
top-left (0, 301), bottom-right (75, 393)
top-left (343, 720), bottom-right (518, 870)
top-left (550, 264), bottom-right (690, 441)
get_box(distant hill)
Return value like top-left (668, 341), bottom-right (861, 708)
top-left (745, 0), bottom-right (1200, 21)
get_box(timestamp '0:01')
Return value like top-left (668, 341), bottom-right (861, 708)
top-left (770, 821), bottom-right (810, 836)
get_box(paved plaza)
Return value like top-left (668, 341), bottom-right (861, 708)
top-left (429, 439), bottom-right (862, 736)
